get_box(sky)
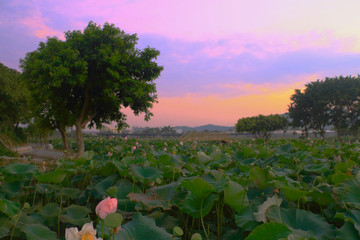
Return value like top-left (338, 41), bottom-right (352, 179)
top-left (2, 0), bottom-right (360, 128)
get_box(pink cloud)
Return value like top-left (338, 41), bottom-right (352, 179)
top-left (20, 12), bottom-right (64, 39)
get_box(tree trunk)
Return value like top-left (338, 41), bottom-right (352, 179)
top-left (352, 127), bottom-right (358, 140)
top-left (0, 137), bottom-right (13, 152)
top-left (75, 123), bottom-right (85, 158)
top-left (336, 128), bottom-right (341, 140)
top-left (58, 127), bottom-right (70, 155)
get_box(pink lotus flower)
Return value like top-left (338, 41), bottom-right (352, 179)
top-left (95, 197), bottom-right (117, 219)
top-left (132, 146), bottom-right (136, 150)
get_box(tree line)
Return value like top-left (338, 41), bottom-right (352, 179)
top-left (235, 75), bottom-right (360, 140)
top-left (289, 75), bottom-right (360, 139)
top-left (0, 21), bottom-right (163, 157)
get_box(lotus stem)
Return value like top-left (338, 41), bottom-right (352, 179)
top-left (275, 193), bottom-right (282, 223)
top-left (200, 200), bottom-right (209, 240)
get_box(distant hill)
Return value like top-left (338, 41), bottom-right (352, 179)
top-left (174, 124), bottom-right (234, 133)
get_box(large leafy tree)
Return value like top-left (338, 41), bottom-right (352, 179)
top-left (289, 80), bottom-right (331, 139)
top-left (21, 21), bottom-right (163, 157)
top-left (323, 76), bottom-right (360, 139)
top-left (304, 80), bottom-right (330, 138)
top-left (0, 62), bottom-right (30, 148)
top-left (289, 76), bottom-right (360, 139)
top-left (21, 37), bottom-right (84, 154)
top-left (235, 114), bottom-right (288, 140)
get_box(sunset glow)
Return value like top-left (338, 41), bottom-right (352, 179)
top-left (2, 0), bottom-right (360, 127)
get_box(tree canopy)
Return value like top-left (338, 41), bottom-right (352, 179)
top-left (0, 62), bottom-right (29, 130)
top-left (288, 75), bottom-right (360, 139)
top-left (235, 114), bottom-right (288, 140)
top-left (0, 62), bottom-right (30, 149)
top-left (21, 21), bottom-right (163, 157)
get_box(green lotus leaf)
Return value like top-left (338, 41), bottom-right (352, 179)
top-left (56, 187), bottom-right (83, 200)
top-left (147, 181), bottom-right (179, 201)
top-left (115, 212), bottom-right (175, 240)
top-left (155, 213), bottom-right (179, 233)
top-left (179, 192), bottom-right (217, 218)
top-left (197, 151), bottom-right (212, 164)
top-left (2, 163), bottom-right (38, 175)
top-left (332, 172), bottom-right (351, 185)
top-left (0, 199), bottom-right (20, 217)
top-left (22, 223), bottom-right (57, 240)
top-left (308, 189), bottom-right (334, 206)
top-left (181, 177), bottom-right (215, 199)
top-left (202, 172), bottom-right (227, 192)
top-left (334, 160), bottom-right (356, 172)
top-left (245, 222), bottom-right (290, 240)
top-left (95, 161), bottom-right (117, 176)
top-left (267, 208), bottom-right (335, 240)
top-left (224, 180), bottom-right (249, 213)
top-left (249, 166), bottom-right (270, 189)
top-left (127, 192), bottom-right (171, 210)
top-left (38, 202), bottom-right (59, 227)
top-left (344, 210), bottom-right (360, 234)
top-left (235, 207), bottom-right (260, 232)
top-left (131, 165), bottom-right (163, 182)
top-left (37, 169), bottom-right (67, 184)
top-left (89, 175), bottom-right (117, 200)
top-left (303, 163), bottom-right (330, 173)
top-left (157, 154), bottom-right (174, 165)
top-left (336, 222), bottom-right (359, 240)
top-left (281, 186), bottom-right (306, 202)
top-left (254, 196), bottom-right (282, 223)
top-left (341, 179), bottom-right (360, 208)
top-left (60, 205), bottom-right (91, 226)
top-left (277, 144), bottom-right (293, 153)
top-left (104, 212), bottom-right (123, 228)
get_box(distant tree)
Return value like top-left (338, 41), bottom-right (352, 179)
top-left (235, 114), bottom-right (288, 140)
top-left (21, 21), bottom-right (163, 158)
top-left (323, 76), bottom-right (360, 139)
top-left (161, 125), bottom-right (176, 134)
top-left (303, 80), bottom-right (330, 138)
top-left (288, 89), bottom-right (312, 137)
top-left (289, 80), bottom-right (331, 138)
top-left (0, 62), bottom-right (30, 149)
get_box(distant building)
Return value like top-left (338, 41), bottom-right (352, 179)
top-left (175, 129), bottom-right (182, 134)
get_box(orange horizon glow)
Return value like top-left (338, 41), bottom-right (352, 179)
top-left (122, 78), bottom-right (311, 128)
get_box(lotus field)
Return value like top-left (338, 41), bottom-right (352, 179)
top-left (2, 138), bottom-right (360, 239)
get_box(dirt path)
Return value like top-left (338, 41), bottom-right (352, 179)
top-left (12, 143), bottom-right (66, 162)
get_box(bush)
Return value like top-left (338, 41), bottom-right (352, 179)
top-left (236, 114), bottom-right (288, 140)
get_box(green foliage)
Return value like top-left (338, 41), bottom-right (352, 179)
top-left (235, 114), bottom-right (288, 140)
top-left (289, 75), bottom-right (360, 139)
top-left (245, 222), bottom-right (291, 240)
top-left (0, 62), bottom-right (30, 132)
top-left (21, 21), bottom-right (163, 157)
top-left (116, 212), bottom-right (175, 240)
top-left (1, 138), bottom-right (360, 239)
